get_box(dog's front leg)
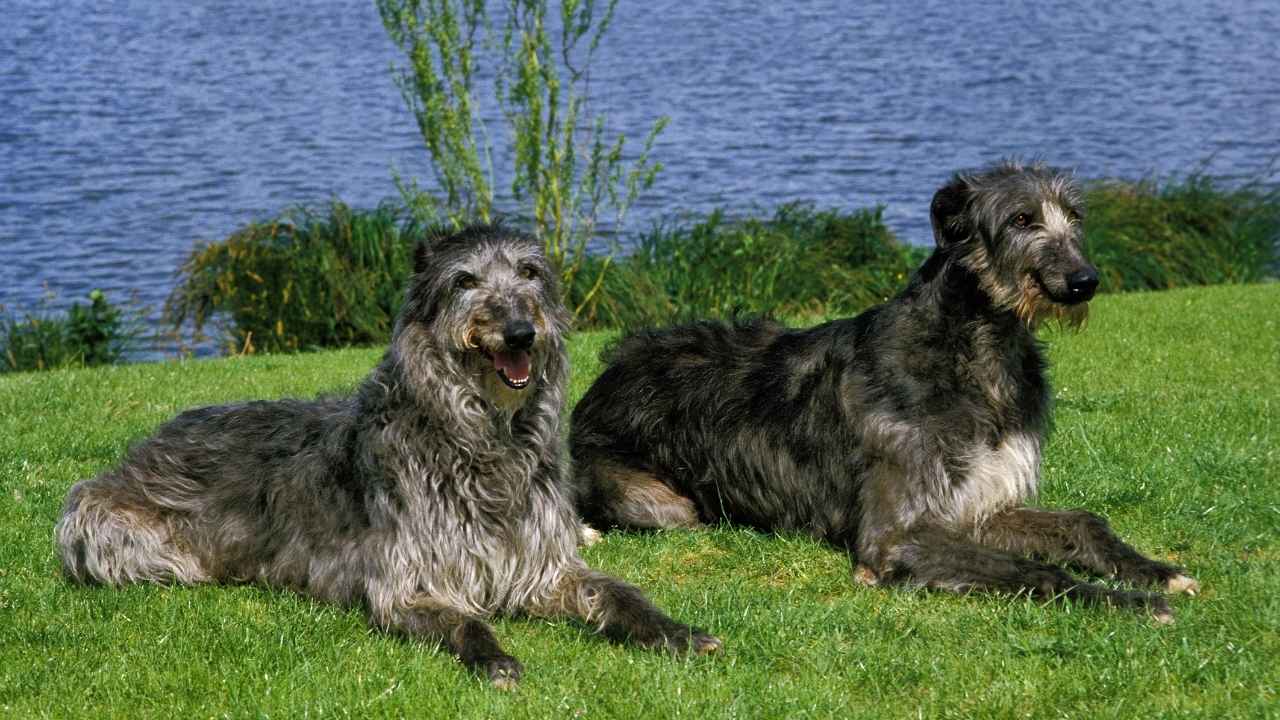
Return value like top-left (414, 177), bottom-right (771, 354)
top-left (977, 507), bottom-right (1199, 594)
top-left (530, 565), bottom-right (722, 655)
top-left (373, 596), bottom-right (522, 689)
top-left (855, 461), bottom-right (1178, 622)
top-left (870, 524), bottom-right (1179, 622)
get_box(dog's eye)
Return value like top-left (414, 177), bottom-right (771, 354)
top-left (1012, 213), bottom-right (1031, 228)
top-left (518, 264), bottom-right (539, 281)
top-left (1067, 209), bottom-right (1083, 223)
top-left (454, 274), bottom-right (478, 291)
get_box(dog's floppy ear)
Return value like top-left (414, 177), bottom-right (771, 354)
top-left (930, 176), bottom-right (971, 247)
top-left (414, 223), bottom-right (496, 275)
top-left (415, 225), bottom-right (458, 275)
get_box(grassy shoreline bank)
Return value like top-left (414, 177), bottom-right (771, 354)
top-left (2, 283), bottom-right (1276, 718)
top-left (4, 172), bottom-right (1276, 369)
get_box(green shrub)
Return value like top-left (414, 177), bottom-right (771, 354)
top-left (165, 201), bottom-right (423, 354)
top-left (569, 203), bottom-right (924, 328)
top-left (2, 290), bottom-right (138, 372)
top-left (1084, 174), bottom-right (1279, 291)
top-left (164, 173), bottom-right (1277, 354)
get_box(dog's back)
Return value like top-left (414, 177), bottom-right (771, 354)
top-left (570, 255), bottom-right (1052, 547)
top-left (572, 314), bottom-right (878, 543)
top-left (55, 396), bottom-right (367, 592)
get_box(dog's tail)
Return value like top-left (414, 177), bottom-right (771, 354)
top-left (54, 476), bottom-right (208, 586)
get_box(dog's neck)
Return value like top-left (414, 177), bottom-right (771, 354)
top-left (358, 344), bottom-right (566, 516)
top-left (901, 247), bottom-right (1050, 437)
top-left (907, 247), bottom-right (1040, 336)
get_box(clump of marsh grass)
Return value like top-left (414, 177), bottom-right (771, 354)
top-left (166, 201), bottom-right (424, 354)
top-left (1, 289), bottom-right (143, 372)
top-left (569, 203), bottom-right (924, 329)
top-left (1084, 173), bottom-right (1279, 291)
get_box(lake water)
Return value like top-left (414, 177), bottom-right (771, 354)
top-left (2, 0), bottom-right (1277, 340)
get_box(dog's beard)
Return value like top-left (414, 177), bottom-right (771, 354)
top-left (966, 253), bottom-right (1090, 331)
top-left (1014, 275), bottom-right (1089, 331)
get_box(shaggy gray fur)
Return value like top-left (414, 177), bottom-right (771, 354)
top-left (572, 161), bottom-right (1199, 623)
top-left (55, 225), bottom-right (719, 688)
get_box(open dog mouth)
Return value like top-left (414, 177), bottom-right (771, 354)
top-left (487, 349), bottom-right (531, 390)
top-left (466, 330), bottom-right (534, 390)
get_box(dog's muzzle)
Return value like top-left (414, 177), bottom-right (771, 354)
top-left (489, 320), bottom-right (536, 390)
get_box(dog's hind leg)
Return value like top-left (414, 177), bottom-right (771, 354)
top-left (375, 596), bottom-right (522, 690)
top-left (871, 526), bottom-right (1177, 623)
top-left (54, 478), bottom-right (207, 586)
top-left (977, 508), bottom-right (1199, 594)
top-left (575, 457), bottom-right (701, 531)
top-left (530, 566), bottom-right (721, 655)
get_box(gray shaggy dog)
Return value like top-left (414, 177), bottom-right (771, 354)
top-left (55, 225), bottom-right (720, 689)
top-left (571, 161), bottom-right (1199, 623)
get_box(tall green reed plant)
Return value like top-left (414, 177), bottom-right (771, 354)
top-left (377, 0), bottom-right (666, 318)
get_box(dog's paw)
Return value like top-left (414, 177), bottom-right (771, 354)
top-left (664, 628), bottom-right (722, 656)
top-left (578, 523), bottom-right (603, 547)
top-left (1149, 595), bottom-right (1175, 626)
top-left (691, 632), bottom-right (723, 656)
top-left (484, 655), bottom-right (523, 691)
top-left (638, 626), bottom-right (722, 656)
top-left (1166, 574), bottom-right (1199, 596)
top-left (853, 564), bottom-right (880, 586)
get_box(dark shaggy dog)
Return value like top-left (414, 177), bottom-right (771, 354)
top-left (571, 161), bottom-right (1199, 622)
top-left (55, 225), bottom-right (719, 688)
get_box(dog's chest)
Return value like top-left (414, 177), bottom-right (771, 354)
top-left (396, 456), bottom-right (577, 615)
top-left (936, 431), bottom-right (1041, 527)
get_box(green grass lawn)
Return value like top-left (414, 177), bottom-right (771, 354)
top-left (2, 283), bottom-right (1276, 718)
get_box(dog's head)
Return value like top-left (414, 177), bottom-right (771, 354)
top-left (396, 224), bottom-right (569, 412)
top-left (931, 160), bottom-right (1096, 328)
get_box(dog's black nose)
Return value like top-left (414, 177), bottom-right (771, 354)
top-left (1066, 268), bottom-right (1099, 302)
top-left (503, 320), bottom-right (536, 351)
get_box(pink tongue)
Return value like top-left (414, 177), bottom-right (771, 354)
top-left (493, 350), bottom-right (531, 382)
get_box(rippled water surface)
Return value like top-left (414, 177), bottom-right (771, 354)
top-left (2, 0), bottom-right (1277, 328)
